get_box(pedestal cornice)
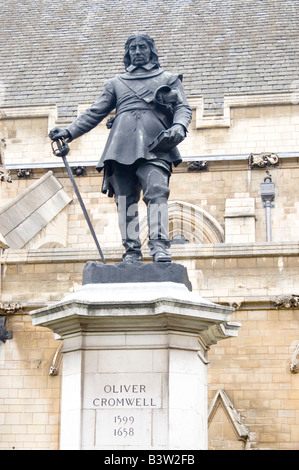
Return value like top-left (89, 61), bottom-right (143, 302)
top-left (30, 282), bottom-right (240, 351)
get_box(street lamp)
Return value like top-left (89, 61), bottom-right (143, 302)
top-left (260, 171), bottom-right (275, 242)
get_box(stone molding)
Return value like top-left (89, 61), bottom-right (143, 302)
top-left (188, 92), bottom-right (297, 129)
top-left (2, 241), bottom-right (298, 265)
top-left (30, 282), bottom-right (239, 351)
top-left (0, 104), bottom-right (58, 133)
top-left (3, 93), bottom-right (291, 136)
top-left (2, 243), bottom-right (298, 313)
top-left (208, 389), bottom-right (250, 443)
top-left (4, 152), bottom-right (299, 175)
top-left (168, 200), bottom-right (224, 244)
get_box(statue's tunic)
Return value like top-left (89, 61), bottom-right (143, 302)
top-left (66, 63), bottom-right (192, 195)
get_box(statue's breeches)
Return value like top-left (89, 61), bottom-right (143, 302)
top-left (107, 161), bottom-right (170, 251)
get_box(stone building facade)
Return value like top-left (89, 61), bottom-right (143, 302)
top-left (0, 0), bottom-right (299, 450)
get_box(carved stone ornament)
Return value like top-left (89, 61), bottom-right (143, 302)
top-left (0, 316), bottom-right (13, 343)
top-left (0, 169), bottom-right (12, 183)
top-left (0, 137), bottom-right (6, 161)
top-left (187, 161), bottom-right (208, 171)
top-left (0, 139), bottom-right (11, 183)
top-left (0, 302), bottom-right (23, 314)
top-left (274, 294), bottom-right (299, 309)
top-left (72, 166), bottom-right (86, 177)
top-left (228, 300), bottom-right (243, 310)
top-left (16, 169), bottom-right (33, 178)
top-left (249, 152), bottom-right (279, 169)
top-left (290, 342), bottom-right (299, 374)
top-left (49, 342), bottom-right (63, 376)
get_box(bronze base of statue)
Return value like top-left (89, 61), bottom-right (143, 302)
top-left (82, 260), bottom-right (192, 292)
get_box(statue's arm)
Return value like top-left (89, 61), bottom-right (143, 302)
top-left (165, 77), bottom-right (192, 145)
top-left (49, 84), bottom-right (116, 142)
top-left (171, 78), bottom-right (192, 133)
top-left (66, 86), bottom-right (116, 140)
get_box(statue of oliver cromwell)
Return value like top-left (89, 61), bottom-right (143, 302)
top-left (49, 32), bottom-right (192, 263)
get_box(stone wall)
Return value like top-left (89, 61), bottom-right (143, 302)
top-left (0, 313), bottom-right (61, 450)
top-left (1, 243), bottom-right (298, 449)
top-left (1, 97), bottom-right (299, 449)
top-left (208, 306), bottom-right (299, 450)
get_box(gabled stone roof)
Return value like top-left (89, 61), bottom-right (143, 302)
top-left (1, 0), bottom-right (299, 121)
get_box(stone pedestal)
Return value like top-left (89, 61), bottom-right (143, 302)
top-left (30, 263), bottom-right (240, 450)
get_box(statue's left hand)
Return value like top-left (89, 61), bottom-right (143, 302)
top-left (166, 124), bottom-right (186, 145)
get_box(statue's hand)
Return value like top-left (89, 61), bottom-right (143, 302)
top-left (48, 127), bottom-right (71, 142)
top-left (166, 124), bottom-right (186, 145)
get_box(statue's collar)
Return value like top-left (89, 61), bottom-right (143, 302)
top-left (126, 62), bottom-right (158, 72)
top-left (121, 63), bottom-right (163, 79)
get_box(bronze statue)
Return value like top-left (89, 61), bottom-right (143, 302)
top-left (49, 33), bottom-right (192, 263)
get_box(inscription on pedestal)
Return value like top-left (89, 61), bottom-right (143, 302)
top-left (85, 374), bottom-right (163, 447)
top-left (92, 383), bottom-right (158, 408)
top-left (96, 409), bottom-right (153, 446)
top-left (30, 269), bottom-right (238, 449)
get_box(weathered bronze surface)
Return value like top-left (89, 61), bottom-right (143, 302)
top-left (49, 33), bottom-right (192, 263)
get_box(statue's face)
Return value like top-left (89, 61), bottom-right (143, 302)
top-left (128, 37), bottom-right (151, 66)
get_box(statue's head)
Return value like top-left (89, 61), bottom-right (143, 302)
top-left (124, 32), bottom-right (160, 68)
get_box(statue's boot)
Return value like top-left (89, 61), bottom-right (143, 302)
top-left (122, 240), bottom-right (142, 263)
top-left (148, 239), bottom-right (171, 263)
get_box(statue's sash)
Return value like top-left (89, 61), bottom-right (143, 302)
top-left (117, 76), bottom-right (172, 129)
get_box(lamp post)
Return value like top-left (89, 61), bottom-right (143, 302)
top-left (260, 171), bottom-right (275, 242)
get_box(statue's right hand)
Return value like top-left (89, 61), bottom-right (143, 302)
top-left (48, 127), bottom-right (71, 141)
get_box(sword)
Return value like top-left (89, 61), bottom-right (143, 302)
top-left (51, 137), bottom-right (106, 264)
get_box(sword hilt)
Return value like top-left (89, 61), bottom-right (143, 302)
top-left (51, 137), bottom-right (70, 157)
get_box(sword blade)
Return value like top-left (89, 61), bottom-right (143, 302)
top-left (61, 154), bottom-right (106, 264)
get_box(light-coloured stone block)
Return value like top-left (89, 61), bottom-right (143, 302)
top-left (225, 197), bottom-right (256, 243)
top-left (30, 281), bottom-right (239, 450)
top-left (0, 171), bottom-right (72, 248)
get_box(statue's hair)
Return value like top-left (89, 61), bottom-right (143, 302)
top-left (123, 32), bottom-right (160, 68)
